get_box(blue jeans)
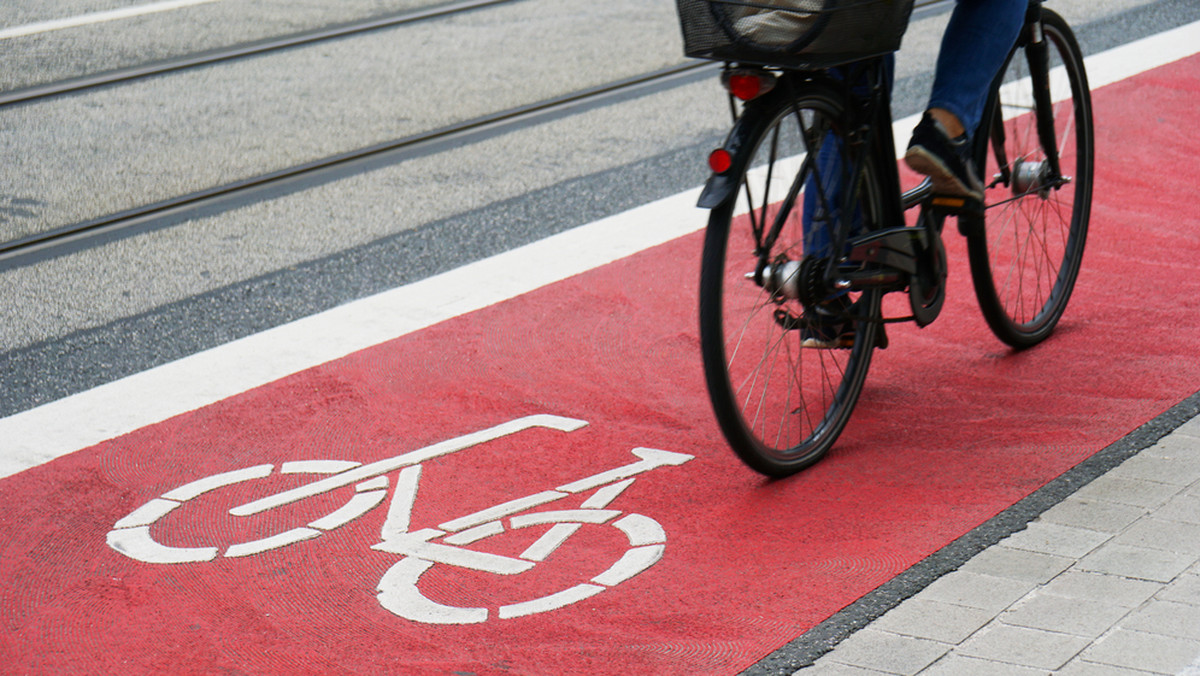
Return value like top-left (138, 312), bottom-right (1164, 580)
top-left (803, 58), bottom-right (894, 258)
top-left (801, 0), bottom-right (1024, 261)
top-left (928, 0), bottom-right (1026, 138)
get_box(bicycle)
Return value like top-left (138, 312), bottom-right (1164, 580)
top-left (105, 414), bottom-right (694, 624)
top-left (678, 0), bottom-right (1093, 476)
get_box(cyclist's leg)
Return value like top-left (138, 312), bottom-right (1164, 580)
top-left (800, 58), bottom-right (893, 347)
top-left (907, 0), bottom-right (1025, 198)
top-left (801, 57), bottom-right (894, 257)
top-left (926, 0), bottom-right (1026, 137)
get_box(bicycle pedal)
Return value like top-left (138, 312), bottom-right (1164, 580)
top-left (929, 194), bottom-right (984, 217)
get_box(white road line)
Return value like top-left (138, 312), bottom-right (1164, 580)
top-left (0, 0), bottom-right (222, 41)
top-left (1, 20), bottom-right (1198, 479)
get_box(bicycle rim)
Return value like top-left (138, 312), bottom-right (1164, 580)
top-left (699, 89), bottom-right (881, 477)
top-left (969, 10), bottom-right (1094, 348)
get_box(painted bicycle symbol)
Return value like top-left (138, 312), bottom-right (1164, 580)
top-left (106, 415), bottom-right (693, 624)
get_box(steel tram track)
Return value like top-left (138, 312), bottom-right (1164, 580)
top-left (0, 0), bottom-right (951, 268)
top-left (0, 0), bottom-right (522, 108)
top-left (0, 61), bottom-right (716, 269)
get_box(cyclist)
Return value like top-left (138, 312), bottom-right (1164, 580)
top-left (799, 0), bottom-right (1027, 348)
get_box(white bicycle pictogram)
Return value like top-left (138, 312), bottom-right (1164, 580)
top-left (106, 415), bottom-right (693, 624)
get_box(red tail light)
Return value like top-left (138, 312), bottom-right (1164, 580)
top-left (722, 69), bottom-right (776, 102)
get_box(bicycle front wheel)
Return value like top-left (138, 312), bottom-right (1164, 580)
top-left (969, 9), bottom-right (1094, 348)
top-left (699, 86), bottom-right (883, 477)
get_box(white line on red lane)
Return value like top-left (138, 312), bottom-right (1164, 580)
top-left (2, 19), bottom-right (1199, 479)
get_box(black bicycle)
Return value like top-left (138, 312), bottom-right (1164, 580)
top-left (678, 0), bottom-right (1093, 476)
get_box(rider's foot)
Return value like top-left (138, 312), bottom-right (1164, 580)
top-left (905, 112), bottom-right (985, 200)
top-left (801, 297), bottom-right (889, 350)
top-left (801, 297), bottom-right (855, 349)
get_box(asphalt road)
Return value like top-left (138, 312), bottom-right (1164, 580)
top-left (2, 0), bottom-right (1197, 418)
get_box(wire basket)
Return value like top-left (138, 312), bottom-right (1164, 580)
top-left (676, 0), bottom-right (914, 69)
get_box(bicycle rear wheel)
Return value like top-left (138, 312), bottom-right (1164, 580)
top-left (968, 9), bottom-right (1093, 348)
top-left (699, 86), bottom-right (883, 477)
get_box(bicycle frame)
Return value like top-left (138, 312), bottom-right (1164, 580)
top-left (705, 0), bottom-right (1062, 329)
top-left (694, 0), bottom-right (1092, 475)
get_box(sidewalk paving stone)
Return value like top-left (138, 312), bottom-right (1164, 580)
top-left (919, 654), bottom-right (1048, 675)
top-left (1154, 493), bottom-right (1200, 525)
top-left (1108, 518), bottom-right (1200, 556)
top-left (1081, 629), bottom-right (1200, 674)
top-left (1056, 659), bottom-right (1165, 675)
top-left (999, 521), bottom-right (1114, 559)
top-left (1070, 476), bottom-right (1181, 509)
top-left (1106, 451), bottom-right (1200, 486)
top-left (816, 628), bottom-right (949, 674)
top-left (999, 593), bottom-right (1131, 638)
top-left (784, 410), bottom-right (1200, 676)
top-left (1121, 600), bottom-right (1200, 641)
top-left (1038, 497), bottom-right (1148, 533)
top-left (1038, 570), bottom-right (1161, 608)
top-left (1076, 543), bottom-right (1196, 583)
top-left (868, 599), bottom-right (995, 644)
top-left (958, 546), bottom-right (1074, 585)
top-left (1157, 573), bottom-right (1200, 605)
top-left (955, 624), bottom-right (1091, 670)
top-left (916, 570), bottom-right (1036, 612)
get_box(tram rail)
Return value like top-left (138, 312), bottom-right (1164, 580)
top-left (0, 0), bottom-right (522, 107)
top-left (0, 61), bottom-right (714, 268)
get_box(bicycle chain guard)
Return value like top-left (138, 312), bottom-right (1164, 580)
top-left (908, 224), bottom-right (947, 327)
top-left (843, 220), bottom-right (946, 327)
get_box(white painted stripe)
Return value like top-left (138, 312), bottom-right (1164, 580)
top-left (508, 509), bottom-right (621, 528)
top-left (228, 415), bottom-right (583, 517)
top-left (497, 583), bottom-right (605, 619)
top-left (438, 490), bottom-right (568, 533)
top-left (224, 527), bottom-right (322, 558)
top-left (591, 544), bottom-right (664, 586)
top-left (443, 520), bottom-right (504, 546)
top-left (106, 525), bottom-right (218, 563)
top-left (373, 532), bottom-right (534, 575)
top-left (580, 478), bottom-right (636, 508)
top-left (613, 513), bottom-right (667, 547)
top-left (161, 463), bottom-right (272, 501)
top-left (112, 497), bottom-right (181, 529)
top-left (281, 459), bottom-right (360, 475)
top-left (377, 557), bottom-right (489, 624)
top-left (1, 20), bottom-right (1198, 479)
top-left (0, 0), bottom-right (222, 41)
top-left (307, 490), bottom-right (387, 531)
top-left (379, 465), bottom-right (422, 541)
top-left (518, 522), bottom-right (581, 561)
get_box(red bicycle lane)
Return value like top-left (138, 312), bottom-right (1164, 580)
top-left (1, 52), bottom-right (1198, 675)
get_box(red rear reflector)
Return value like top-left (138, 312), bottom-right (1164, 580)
top-left (709, 149), bottom-right (733, 174)
top-left (727, 74), bottom-right (762, 101)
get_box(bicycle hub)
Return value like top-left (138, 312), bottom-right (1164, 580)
top-left (1012, 158), bottom-right (1052, 197)
top-left (755, 259), bottom-right (803, 300)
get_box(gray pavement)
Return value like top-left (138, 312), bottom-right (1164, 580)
top-left (795, 411), bottom-right (1200, 675)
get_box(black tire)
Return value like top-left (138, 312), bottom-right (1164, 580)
top-left (968, 9), bottom-right (1093, 348)
top-left (699, 85), bottom-right (883, 477)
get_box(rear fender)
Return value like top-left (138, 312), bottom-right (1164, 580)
top-left (696, 78), bottom-right (842, 210)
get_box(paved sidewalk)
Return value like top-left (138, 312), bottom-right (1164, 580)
top-left (794, 411), bottom-right (1200, 675)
